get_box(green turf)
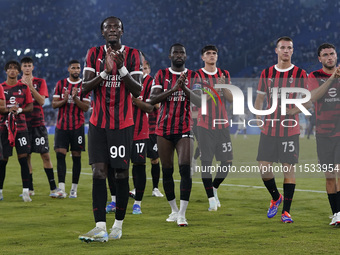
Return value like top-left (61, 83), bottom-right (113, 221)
top-left (0, 135), bottom-right (338, 255)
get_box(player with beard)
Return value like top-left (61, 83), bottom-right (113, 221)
top-left (0, 60), bottom-right (33, 202)
top-left (308, 43), bottom-right (340, 225)
top-left (20, 56), bottom-right (63, 198)
top-left (254, 36), bottom-right (310, 223)
top-left (52, 60), bottom-right (90, 199)
top-left (79, 16), bottom-right (142, 242)
top-left (150, 43), bottom-right (201, 227)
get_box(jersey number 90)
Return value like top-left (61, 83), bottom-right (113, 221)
top-left (110, 145), bottom-right (126, 158)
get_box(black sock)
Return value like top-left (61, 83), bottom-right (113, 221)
top-left (56, 152), bottom-right (66, 183)
top-left (162, 167), bottom-right (175, 201)
top-left (0, 160), bottom-right (8, 189)
top-left (151, 163), bottom-right (160, 189)
top-left (134, 165), bottom-right (146, 201)
top-left (201, 160), bottom-right (213, 198)
top-left (213, 161), bottom-right (230, 188)
top-left (107, 167), bottom-right (116, 196)
top-left (44, 168), bottom-right (57, 190)
top-left (179, 165), bottom-right (192, 201)
top-left (263, 178), bottom-right (280, 201)
top-left (92, 178), bottom-right (107, 223)
top-left (115, 177), bottom-right (129, 221)
top-left (18, 157), bottom-right (30, 189)
top-left (194, 147), bottom-right (200, 160)
top-left (336, 191), bottom-right (340, 213)
top-left (328, 193), bottom-right (338, 214)
top-left (72, 156), bottom-right (81, 184)
top-left (28, 173), bottom-right (34, 191)
top-left (282, 183), bottom-right (295, 214)
top-left (132, 165), bottom-right (137, 188)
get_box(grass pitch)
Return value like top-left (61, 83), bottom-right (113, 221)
top-left (0, 135), bottom-right (338, 255)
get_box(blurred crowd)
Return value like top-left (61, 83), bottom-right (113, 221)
top-left (1, 0), bottom-right (339, 125)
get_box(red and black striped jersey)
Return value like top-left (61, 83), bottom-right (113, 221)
top-left (133, 74), bottom-right (153, 140)
top-left (145, 75), bottom-right (158, 135)
top-left (257, 65), bottom-right (307, 137)
top-left (308, 69), bottom-right (340, 137)
top-left (146, 75), bottom-right (158, 135)
top-left (0, 85), bottom-right (5, 100)
top-left (0, 82), bottom-right (33, 132)
top-left (53, 78), bottom-right (90, 130)
top-left (148, 108), bottom-right (158, 135)
top-left (152, 68), bottom-right (199, 136)
top-left (196, 68), bottom-right (231, 129)
top-left (84, 45), bottom-right (143, 130)
top-left (19, 77), bottom-right (48, 128)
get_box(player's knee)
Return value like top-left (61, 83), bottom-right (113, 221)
top-left (151, 158), bottom-right (159, 164)
top-left (178, 156), bottom-right (191, 166)
top-left (17, 153), bottom-right (28, 159)
top-left (115, 168), bottom-right (129, 179)
top-left (71, 151), bottom-right (81, 157)
top-left (92, 163), bottom-right (107, 179)
top-left (41, 153), bottom-right (51, 162)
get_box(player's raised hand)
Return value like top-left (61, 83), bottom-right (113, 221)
top-left (71, 87), bottom-right (78, 98)
top-left (256, 115), bottom-right (264, 131)
top-left (63, 89), bottom-right (69, 102)
top-left (286, 107), bottom-right (299, 116)
top-left (172, 72), bottom-right (186, 92)
top-left (22, 77), bottom-right (34, 90)
top-left (217, 74), bottom-right (226, 84)
top-left (111, 50), bottom-right (126, 69)
top-left (178, 72), bottom-right (187, 89)
top-left (105, 46), bottom-right (114, 73)
top-left (333, 65), bottom-right (340, 78)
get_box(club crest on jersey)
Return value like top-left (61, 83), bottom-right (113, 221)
top-left (18, 89), bottom-right (22, 95)
top-left (289, 75), bottom-right (294, 84)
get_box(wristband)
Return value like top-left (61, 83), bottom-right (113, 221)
top-left (17, 108), bottom-right (23, 114)
top-left (100, 71), bottom-right (108, 79)
top-left (118, 66), bottom-right (128, 78)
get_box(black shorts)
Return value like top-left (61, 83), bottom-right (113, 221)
top-left (54, 125), bottom-right (85, 152)
top-left (316, 136), bottom-right (340, 168)
top-left (88, 123), bottom-right (133, 169)
top-left (146, 134), bottom-right (159, 159)
top-left (131, 139), bottom-right (147, 164)
top-left (28, 126), bottom-right (49, 154)
top-left (158, 131), bottom-right (193, 146)
top-left (256, 133), bottom-right (299, 164)
top-left (197, 127), bottom-right (233, 162)
top-left (1, 131), bottom-right (30, 158)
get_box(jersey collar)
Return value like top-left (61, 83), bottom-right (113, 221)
top-left (169, 67), bottom-right (187, 75)
top-left (104, 45), bottom-right (125, 52)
